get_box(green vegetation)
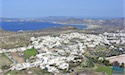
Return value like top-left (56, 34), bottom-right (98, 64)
top-left (24, 48), bottom-right (38, 60)
top-left (41, 69), bottom-right (53, 75)
top-left (5, 70), bottom-right (33, 75)
top-left (96, 45), bottom-right (107, 51)
top-left (5, 68), bottom-right (54, 75)
top-left (1, 65), bottom-right (10, 70)
top-left (5, 70), bottom-right (19, 75)
top-left (31, 68), bottom-right (53, 75)
top-left (0, 53), bottom-right (12, 69)
top-left (96, 65), bottom-right (112, 75)
top-left (81, 60), bottom-right (94, 68)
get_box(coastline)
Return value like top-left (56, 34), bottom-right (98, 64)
top-left (1, 21), bottom-right (103, 32)
top-left (52, 22), bottom-right (103, 29)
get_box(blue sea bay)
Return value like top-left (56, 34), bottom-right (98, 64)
top-left (0, 22), bottom-right (87, 32)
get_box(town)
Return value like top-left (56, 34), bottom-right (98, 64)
top-left (0, 30), bottom-right (125, 75)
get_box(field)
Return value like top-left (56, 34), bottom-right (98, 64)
top-left (0, 53), bottom-right (12, 68)
top-left (24, 48), bottom-right (38, 60)
top-left (96, 65), bottom-right (112, 75)
top-left (5, 68), bottom-right (53, 75)
top-left (11, 52), bottom-right (25, 63)
top-left (95, 45), bottom-right (108, 51)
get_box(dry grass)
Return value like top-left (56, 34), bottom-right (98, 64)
top-left (11, 52), bottom-right (25, 63)
top-left (0, 53), bottom-right (12, 68)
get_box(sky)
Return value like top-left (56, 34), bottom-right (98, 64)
top-left (0, 0), bottom-right (124, 18)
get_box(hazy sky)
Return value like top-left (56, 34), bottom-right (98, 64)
top-left (0, 0), bottom-right (124, 18)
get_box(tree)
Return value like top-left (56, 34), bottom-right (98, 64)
top-left (120, 63), bottom-right (124, 68)
top-left (1, 65), bottom-right (10, 70)
top-left (103, 60), bottom-right (110, 66)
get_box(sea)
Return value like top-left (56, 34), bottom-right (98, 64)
top-left (0, 22), bottom-right (87, 32)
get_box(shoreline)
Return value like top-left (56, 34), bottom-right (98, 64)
top-left (1, 21), bottom-right (103, 32)
top-left (52, 22), bottom-right (103, 29)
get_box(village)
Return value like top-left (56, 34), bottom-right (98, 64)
top-left (0, 30), bottom-right (125, 75)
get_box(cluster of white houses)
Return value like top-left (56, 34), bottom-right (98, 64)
top-left (0, 30), bottom-right (125, 73)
